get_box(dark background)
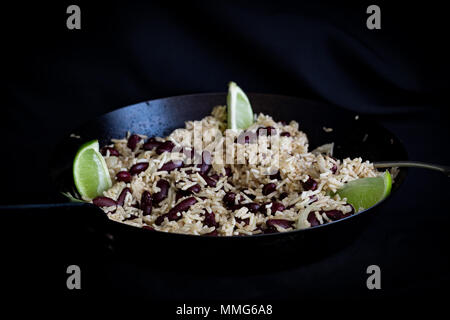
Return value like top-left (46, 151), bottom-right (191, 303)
top-left (1, 0), bottom-right (449, 314)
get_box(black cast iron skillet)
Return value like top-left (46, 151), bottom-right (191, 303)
top-left (47, 93), bottom-right (407, 266)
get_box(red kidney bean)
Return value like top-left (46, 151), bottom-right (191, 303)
top-left (263, 227), bottom-right (277, 234)
top-left (159, 160), bottom-right (183, 172)
top-left (204, 211), bottom-right (218, 228)
top-left (156, 141), bottom-right (175, 154)
top-left (143, 138), bottom-right (161, 151)
top-left (153, 179), bottom-right (170, 204)
top-left (198, 163), bottom-right (211, 175)
top-left (201, 174), bottom-right (217, 187)
top-left (117, 187), bottom-right (131, 206)
top-left (101, 147), bottom-right (120, 157)
top-left (175, 186), bottom-right (200, 201)
top-left (244, 203), bottom-right (261, 213)
top-left (204, 229), bottom-right (218, 236)
top-left (127, 134), bottom-right (142, 151)
top-left (175, 191), bottom-right (184, 202)
top-left (142, 205), bottom-right (152, 216)
top-left (262, 183), bottom-right (277, 195)
top-left (331, 164), bottom-right (338, 174)
top-left (236, 217), bottom-right (250, 226)
top-left (201, 150), bottom-right (212, 164)
top-left (130, 162), bottom-right (149, 175)
top-left (141, 191), bottom-right (152, 206)
top-left (259, 203), bottom-right (270, 214)
top-left (187, 184), bottom-right (201, 193)
top-left (270, 201), bottom-right (285, 214)
top-left (141, 191), bottom-right (153, 216)
top-left (302, 177), bottom-right (318, 191)
top-left (269, 171), bottom-right (281, 180)
top-left (223, 192), bottom-right (236, 208)
top-left (280, 132), bottom-right (291, 137)
top-left (166, 197), bottom-right (197, 221)
top-left (307, 212), bottom-right (320, 227)
top-left (237, 131), bottom-right (257, 144)
top-left (231, 204), bottom-right (244, 211)
top-left (196, 151), bottom-right (212, 173)
top-left (142, 225), bottom-right (154, 231)
top-left (224, 167), bottom-right (232, 177)
top-left (322, 209), bottom-right (345, 221)
top-left (155, 214), bottom-right (168, 225)
top-left (93, 196), bottom-right (117, 208)
top-left (116, 171), bottom-right (131, 183)
top-left (266, 219), bottom-right (294, 230)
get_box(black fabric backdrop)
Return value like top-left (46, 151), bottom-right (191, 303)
top-left (1, 0), bottom-right (449, 314)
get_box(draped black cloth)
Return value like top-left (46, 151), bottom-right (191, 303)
top-left (2, 1), bottom-right (449, 311)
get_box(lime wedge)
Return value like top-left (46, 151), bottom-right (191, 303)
top-left (335, 171), bottom-right (392, 212)
top-left (73, 140), bottom-right (112, 200)
top-left (227, 81), bottom-right (254, 130)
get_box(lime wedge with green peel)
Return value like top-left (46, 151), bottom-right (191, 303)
top-left (73, 140), bottom-right (112, 200)
top-left (227, 81), bottom-right (254, 130)
top-left (335, 171), bottom-right (392, 212)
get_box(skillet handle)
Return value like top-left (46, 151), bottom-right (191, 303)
top-left (0, 202), bottom-right (103, 224)
top-left (0, 202), bottom-right (111, 271)
top-left (374, 161), bottom-right (450, 177)
top-left (0, 202), bottom-right (91, 210)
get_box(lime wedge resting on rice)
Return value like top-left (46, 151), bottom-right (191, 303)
top-left (73, 140), bottom-right (112, 200)
top-left (227, 81), bottom-right (254, 130)
top-left (335, 171), bottom-right (392, 212)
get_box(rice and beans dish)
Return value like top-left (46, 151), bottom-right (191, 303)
top-left (92, 106), bottom-right (384, 236)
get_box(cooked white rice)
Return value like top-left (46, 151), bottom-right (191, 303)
top-left (95, 106), bottom-right (385, 236)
